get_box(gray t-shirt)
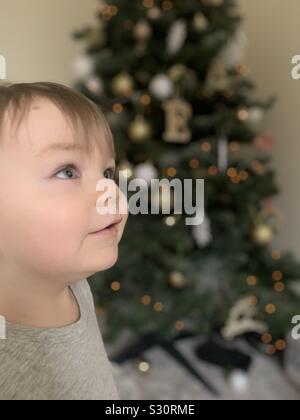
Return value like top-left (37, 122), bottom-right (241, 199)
top-left (0, 279), bottom-right (120, 400)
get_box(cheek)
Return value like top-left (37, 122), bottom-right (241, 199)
top-left (0, 188), bottom-right (86, 264)
top-left (27, 194), bottom-right (85, 250)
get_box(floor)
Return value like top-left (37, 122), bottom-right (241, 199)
top-left (108, 335), bottom-right (300, 400)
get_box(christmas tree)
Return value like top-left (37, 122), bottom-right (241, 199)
top-left (73, 0), bottom-right (300, 355)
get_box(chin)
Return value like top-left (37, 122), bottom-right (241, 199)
top-left (89, 248), bottom-right (119, 273)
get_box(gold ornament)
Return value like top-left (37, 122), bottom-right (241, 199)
top-left (168, 271), bottom-right (187, 289)
top-left (252, 205), bottom-right (284, 246)
top-left (253, 224), bottom-right (274, 246)
top-left (193, 13), bottom-right (209, 32)
top-left (163, 98), bottom-right (193, 143)
top-left (128, 115), bottom-right (152, 143)
top-left (112, 72), bottom-right (135, 96)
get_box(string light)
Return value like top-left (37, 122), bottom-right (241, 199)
top-left (274, 282), bottom-right (285, 293)
top-left (100, 4), bottom-right (119, 20)
top-left (138, 360), bottom-right (150, 373)
top-left (247, 275), bottom-right (257, 287)
top-left (261, 333), bottom-right (273, 344)
top-left (141, 295), bottom-right (152, 305)
top-left (265, 304), bottom-right (276, 315)
top-left (110, 5), bottom-right (118, 16)
top-left (201, 142), bottom-right (212, 153)
top-left (189, 159), bottom-right (200, 169)
top-left (154, 302), bottom-right (164, 312)
top-left (239, 170), bottom-right (249, 181)
top-left (232, 176), bottom-right (241, 184)
top-left (140, 94), bottom-right (152, 106)
top-left (272, 250), bottom-right (282, 260)
top-left (166, 167), bottom-right (177, 177)
top-left (165, 216), bottom-right (176, 227)
top-left (175, 321), bottom-right (185, 332)
top-left (229, 141), bottom-right (240, 152)
top-left (248, 296), bottom-right (258, 306)
top-left (227, 167), bottom-right (238, 178)
top-left (275, 339), bottom-right (286, 351)
top-left (162, 0), bottom-right (173, 11)
top-left (266, 345), bottom-right (276, 356)
top-left (112, 103), bottom-right (124, 114)
top-left (208, 165), bottom-right (218, 176)
top-left (272, 271), bottom-right (283, 282)
top-left (252, 160), bottom-right (265, 175)
top-left (111, 281), bottom-right (121, 292)
top-left (143, 0), bottom-right (154, 8)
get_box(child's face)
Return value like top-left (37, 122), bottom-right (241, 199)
top-left (0, 98), bottom-right (128, 284)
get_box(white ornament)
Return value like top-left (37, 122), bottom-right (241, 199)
top-left (134, 162), bottom-right (158, 184)
top-left (228, 370), bottom-right (250, 395)
top-left (192, 215), bottom-right (212, 248)
top-left (247, 107), bottom-right (264, 127)
top-left (167, 20), bottom-right (187, 55)
top-left (222, 29), bottom-right (248, 69)
top-left (73, 55), bottom-right (94, 80)
top-left (149, 74), bottom-right (174, 100)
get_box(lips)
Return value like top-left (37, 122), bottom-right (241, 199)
top-left (90, 216), bottom-right (122, 234)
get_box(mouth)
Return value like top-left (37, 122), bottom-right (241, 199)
top-left (90, 216), bottom-right (123, 236)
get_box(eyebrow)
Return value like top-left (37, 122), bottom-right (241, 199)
top-left (36, 142), bottom-right (83, 156)
top-left (36, 142), bottom-right (116, 160)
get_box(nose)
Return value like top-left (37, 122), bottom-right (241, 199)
top-left (94, 181), bottom-right (128, 215)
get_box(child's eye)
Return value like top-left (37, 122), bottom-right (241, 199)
top-left (54, 165), bottom-right (80, 180)
top-left (104, 168), bottom-right (116, 180)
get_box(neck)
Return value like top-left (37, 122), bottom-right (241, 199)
top-left (0, 263), bottom-right (81, 328)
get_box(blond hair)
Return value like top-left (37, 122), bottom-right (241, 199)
top-left (0, 81), bottom-right (115, 158)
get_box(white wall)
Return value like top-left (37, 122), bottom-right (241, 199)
top-left (240, 0), bottom-right (300, 258)
top-left (0, 0), bottom-right (97, 85)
